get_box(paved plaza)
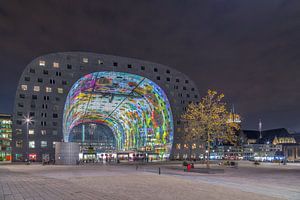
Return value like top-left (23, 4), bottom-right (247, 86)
top-left (0, 162), bottom-right (299, 200)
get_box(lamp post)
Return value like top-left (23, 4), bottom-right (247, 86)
top-left (23, 115), bottom-right (33, 163)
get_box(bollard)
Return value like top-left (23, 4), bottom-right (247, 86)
top-left (158, 167), bottom-right (161, 175)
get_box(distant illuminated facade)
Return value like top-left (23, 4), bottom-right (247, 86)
top-left (12, 52), bottom-right (199, 162)
top-left (0, 114), bottom-right (12, 162)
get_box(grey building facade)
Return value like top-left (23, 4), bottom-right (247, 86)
top-left (12, 52), bottom-right (200, 162)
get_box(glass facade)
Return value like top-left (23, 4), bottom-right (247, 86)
top-left (63, 71), bottom-right (174, 158)
top-left (0, 114), bottom-right (12, 162)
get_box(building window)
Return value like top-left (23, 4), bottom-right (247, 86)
top-left (141, 66), bottom-right (145, 70)
top-left (41, 121), bottom-right (47, 126)
top-left (19, 94), bottom-right (25, 99)
top-left (176, 79), bottom-right (180, 83)
top-left (53, 122), bottom-right (58, 126)
top-left (18, 103), bottom-right (24, 108)
top-left (53, 113), bottom-right (58, 118)
top-left (192, 143), bottom-right (196, 149)
top-left (16, 129), bottom-right (22, 134)
top-left (62, 80), bottom-right (67, 85)
top-left (156, 76), bottom-right (160, 80)
top-left (32, 95), bottom-right (37, 100)
top-left (53, 142), bottom-right (56, 148)
top-left (128, 64), bottom-right (132, 68)
top-left (191, 88), bottom-right (195, 91)
top-left (17, 112), bottom-right (22, 116)
top-left (38, 78), bottom-right (43, 83)
top-left (113, 62), bottom-right (118, 66)
top-left (16, 120), bottom-right (22, 125)
top-left (21, 85), bottom-right (28, 91)
top-left (50, 79), bottom-right (56, 84)
top-left (39, 60), bottom-right (45, 66)
top-left (53, 62), bottom-right (59, 68)
top-left (67, 64), bottom-right (72, 69)
top-left (154, 68), bottom-right (158, 72)
top-left (98, 60), bottom-right (103, 65)
top-left (185, 80), bottom-right (189, 84)
top-left (16, 140), bottom-right (23, 148)
top-left (33, 86), bottom-right (40, 92)
top-left (29, 68), bottom-right (35, 73)
top-left (43, 70), bottom-right (48, 75)
top-left (55, 71), bottom-right (61, 76)
top-left (83, 58), bottom-right (88, 63)
top-left (183, 87), bottom-right (186, 90)
top-left (29, 141), bottom-right (35, 148)
top-left (176, 144), bottom-right (181, 150)
top-left (166, 77), bottom-right (170, 82)
top-left (194, 95), bottom-right (198, 98)
top-left (29, 112), bottom-right (35, 117)
top-left (184, 144), bottom-right (189, 149)
top-left (52, 130), bottom-right (58, 135)
top-left (24, 77), bottom-right (30, 81)
top-left (41, 130), bottom-right (46, 135)
top-left (28, 129), bottom-right (34, 135)
top-left (41, 141), bottom-right (47, 148)
top-left (46, 87), bottom-right (52, 93)
top-left (166, 70), bottom-right (170, 74)
top-left (57, 88), bottom-right (63, 94)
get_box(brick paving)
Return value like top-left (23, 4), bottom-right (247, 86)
top-left (0, 163), bottom-right (298, 200)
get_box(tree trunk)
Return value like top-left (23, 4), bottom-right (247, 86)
top-left (206, 133), bottom-right (210, 169)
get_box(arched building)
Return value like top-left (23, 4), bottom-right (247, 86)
top-left (12, 52), bottom-right (200, 162)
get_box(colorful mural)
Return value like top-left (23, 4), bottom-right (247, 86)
top-left (63, 71), bottom-right (173, 157)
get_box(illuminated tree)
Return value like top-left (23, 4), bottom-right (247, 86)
top-left (181, 90), bottom-right (239, 168)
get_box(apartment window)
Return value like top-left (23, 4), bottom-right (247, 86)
top-left (21, 85), bottom-right (28, 91)
top-left (39, 60), bottom-right (45, 66)
top-left (19, 94), bottom-right (25, 99)
top-left (67, 64), bottom-right (72, 69)
top-left (52, 122), bottom-right (58, 126)
top-left (176, 79), bottom-right (180, 83)
top-left (141, 66), bottom-right (145, 70)
top-left (33, 86), bottom-right (40, 92)
top-left (41, 141), bottom-right (47, 148)
top-left (53, 105), bottom-right (59, 111)
top-left (42, 104), bottom-right (48, 109)
top-left (192, 143), bottom-right (197, 149)
top-left (62, 80), bottom-right (67, 85)
top-left (55, 97), bottom-right (60, 101)
top-left (24, 77), bottom-right (30, 81)
top-left (41, 121), bottom-right (47, 126)
top-left (176, 144), bottom-right (181, 150)
top-left (194, 95), bottom-right (198, 98)
top-left (46, 87), bottom-right (52, 93)
top-left (16, 120), bottom-right (22, 125)
top-left (98, 60), bottom-right (103, 65)
top-left (18, 103), bottom-right (24, 108)
top-left (29, 68), bottom-right (35, 73)
top-left (29, 112), bottom-right (35, 117)
top-left (16, 129), bottom-right (22, 135)
top-left (53, 113), bottom-right (58, 118)
top-left (166, 70), bottom-right (170, 74)
top-left (166, 77), bottom-right (170, 82)
top-left (53, 142), bottom-right (56, 148)
top-left (184, 144), bottom-right (189, 149)
top-left (127, 64), bottom-right (132, 68)
top-left (41, 130), bottom-right (46, 135)
top-left (55, 71), bottom-right (61, 76)
top-left (28, 129), bottom-right (34, 135)
top-left (17, 112), bottom-right (22, 116)
top-left (156, 76), bottom-right (160, 80)
top-left (185, 80), bottom-right (189, 84)
top-left (44, 96), bottom-right (50, 101)
top-left (53, 62), bottom-right (59, 68)
top-left (83, 58), bottom-right (88, 63)
top-left (43, 70), bottom-right (48, 75)
top-left (31, 103), bottom-right (36, 109)
top-left (32, 95), bottom-right (37, 100)
top-left (191, 88), bottom-right (195, 91)
top-left (57, 88), bottom-right (63, 94)
top-left (154, 68), bottom-right (158, 72)
top-left (186, 94), bottom-right (190, 98)
top-left (183, 87), bottom-right (187, 90)
top-left (38, 78), bottom-right (43, 83)
top-left (16, 140), bottom-right (23, 148)
top-left (29, 141), bottom-right (35, 148)
top-left (52, 130), bottom-right (58, 135)
top-left (50, 79), bottom-right (55, 84)
top-left (113, 62), bottom-right (118, 66)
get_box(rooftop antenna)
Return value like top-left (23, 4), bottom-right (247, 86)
top-left (259, 119), bottom-right (262, 139)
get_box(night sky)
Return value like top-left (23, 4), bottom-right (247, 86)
top-left (1, 0), bottom-right (300, 131)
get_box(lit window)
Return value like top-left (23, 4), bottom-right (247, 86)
top-left (46, 87), bottom-right (52, 93)
top-left (83, 58), bottom-right (88, 63)
top-left (53, 141), bottom-right (56, 148)
top-left (21, 85), bottom-right (27, 91)
top-left (176, 144), bottom-right (181, 150)
top-left (53, 62), bottom-right (59, 68)
top-left (184, 144), bottom-right (189, 149)
top-left (192, 143), bottom-right (196, 149)
top-left (16, 140), bottom-right (23, 148)
top-left (28, 129), bottom-right (34, 135)
top-left (57, 88), bottom-right (63, 94)
top-left (41, 141), bottom-right (47, 148)
top-left (39, 60), bottom-right (45, 66)
top-left (16, 129), bottom-right (22, 135)
top-left (98, 60), bottom-right (103, 64)
top-left (33, 86), bottom-right (40, 92)
top-left (29, 141), bottom-right (35, 148)
top-left (41, 130), bottom-right (46, 135)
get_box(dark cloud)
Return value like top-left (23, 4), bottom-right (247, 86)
top-left (0, 0), bottom-right (300, 131)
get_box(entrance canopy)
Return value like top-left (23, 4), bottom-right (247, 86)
top-left (63, 71), bottom-right (173, 157)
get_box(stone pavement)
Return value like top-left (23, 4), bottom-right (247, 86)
top-left (0, 163), bottom-right (297, 200)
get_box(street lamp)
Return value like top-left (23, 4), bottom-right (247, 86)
top-left (23, 115), bottom-right (33, 163)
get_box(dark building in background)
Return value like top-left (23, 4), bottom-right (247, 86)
top-left (0, 114), bottom-right (12, 162)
